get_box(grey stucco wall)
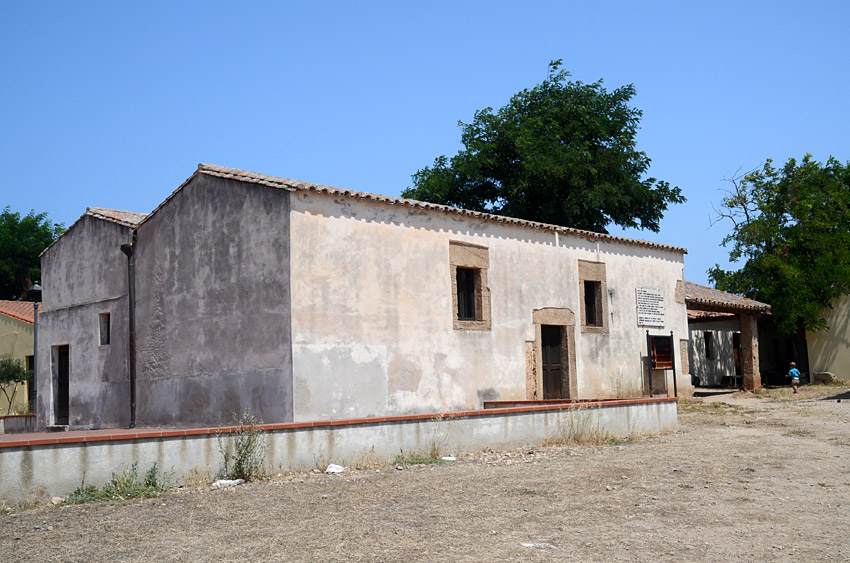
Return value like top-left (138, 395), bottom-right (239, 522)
top-left (133, 175), bottom-right (293, 427)
top-left (37, 216), bottom-right (133, 429)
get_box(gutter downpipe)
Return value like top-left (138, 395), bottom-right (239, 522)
top-left (120, 240), bottom-right (137, 429)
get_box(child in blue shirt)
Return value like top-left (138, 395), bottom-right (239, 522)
top-left (786, 362), bottom-right (801, 394)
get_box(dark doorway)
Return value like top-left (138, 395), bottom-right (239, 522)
top-left (733, 333), bottom-right (742, 376)
top-left (55, 345), bottom-right (69, 425)
top-left (25, 355), bottom-right (35, 412)
top-left (542, 325), bottom-right (565, 399)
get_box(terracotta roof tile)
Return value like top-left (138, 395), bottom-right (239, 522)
top-left (684, 281), bottom-right (771, 312)
top-left (177, 164), bottom-right (688, 255)
top-left (40, 207), bottom-right (147, 257)
top-left (85, 207), bottom-right (147, 228)
top-left (0, 300), bottom-right (38, 324)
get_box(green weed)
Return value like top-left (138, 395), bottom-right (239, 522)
top-left (393, 449), bottom-right (445, 466)
top-left (216, 411), bottom-right (268, 481)
top-left (66, 462), bottom-right (169, 504)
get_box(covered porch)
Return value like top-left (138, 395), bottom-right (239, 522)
top-left (684, 282), bottom-right (771, 391)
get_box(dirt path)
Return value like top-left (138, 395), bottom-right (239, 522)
top-left (3, 385), bottom-right (849, 562)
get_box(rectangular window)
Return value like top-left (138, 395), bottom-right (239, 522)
top-left (704, 331), bottom-right (714, 360)
top-left (99, 313), bottom-right (111, 346)
top-left (584, 280), bottom-right (602, 327)
top-left (578, 260), bottom-right (608, 334)
top-left (450, 240), bottom-right (491, 330)
top-left (456, 267), bottom-right (477, 320)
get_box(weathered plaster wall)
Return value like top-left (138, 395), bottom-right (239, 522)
top-left (0, 314), bottom-right (33, 414)
top-left (133, 175), bottom-right (293, 427)
top-left (807, 295), bottom-right (850, 378)
top-left (688, 320), bottom-right (741, 387)
top-left (289, 191), bottom-right (689, 421)
top-left (37, 216), bottom-right (133, 429)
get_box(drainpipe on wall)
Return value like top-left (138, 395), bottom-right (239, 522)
top-left (121, 240), bottom-right (137, 429)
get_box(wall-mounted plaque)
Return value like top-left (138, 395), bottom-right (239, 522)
top-left (636, 288), bottom-right (665, 326)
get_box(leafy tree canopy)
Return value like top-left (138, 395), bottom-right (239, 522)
top-left (709, 155), bottom-right (850, 334)
top-left (0, 206), bottom-right (64, 300)
top-left (402, 60), bottom-right (684, 233)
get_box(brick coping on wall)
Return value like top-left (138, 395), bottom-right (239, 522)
top-left (0, 397), bottom-right (677, 449)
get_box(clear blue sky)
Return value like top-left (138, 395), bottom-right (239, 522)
top-left (2, 1), bottom-right (848, 285)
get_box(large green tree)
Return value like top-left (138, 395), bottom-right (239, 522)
top-left (709, 155), bottom-right (850, 334)
top-left (0, 206), bottom-right (64, 300)
top-left (402, 61), bottom-right (684, 233)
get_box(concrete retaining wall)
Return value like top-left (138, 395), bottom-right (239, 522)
top-left (0, 415), bottom-right (37, 434)
top-left (0, 398), bottom-right (676, 504)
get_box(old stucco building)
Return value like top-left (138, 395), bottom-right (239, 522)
top-left (806, 295), bottom-right (850, 381)
top-left (685, 281), bottom-right (770, 390)
top-left (0, 301), bottom-right (37, 414)
top-left (37, 165), bottom-right (691, 430)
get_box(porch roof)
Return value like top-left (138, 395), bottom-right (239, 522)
top-left (684, 281), bottom-right (771, 313)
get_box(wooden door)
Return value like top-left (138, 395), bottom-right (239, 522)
top-left (542, 325), bottom-right (564, 399)
top-left (56, 345), bottom-right (69, 425)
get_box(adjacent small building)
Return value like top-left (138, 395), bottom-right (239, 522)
top-left (685, 282), bottom-right (770, 390)
top-left (37, 164), bottom-right (693, 430)
top-left (0, 300), bottom-right (37, 414)
top-left (807, 295), bottom-right (850, 380)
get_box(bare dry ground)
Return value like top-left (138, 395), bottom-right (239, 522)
top-left (2, 385), bottom-right (849, 562)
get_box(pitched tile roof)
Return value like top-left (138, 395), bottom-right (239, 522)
top-left (85, 207), bottom-right (148, 228)
top-left (140, 164), bottom-right (688, 255)
top-left (40, 207), bottom-right (147, 257)
top-left (684, 281), bottom-right (771, 312)
top-left (0, 300), bottom-right (38, 324)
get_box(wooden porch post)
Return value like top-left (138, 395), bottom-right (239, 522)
top-left (740, 313), bottom-right (761, 390)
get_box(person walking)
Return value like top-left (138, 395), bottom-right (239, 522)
top-left (786, 362), bottom-right (801, 394)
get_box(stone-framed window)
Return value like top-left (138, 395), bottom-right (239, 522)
top-left (450, 240), bottom-right (491, 331)
top-left (578, 260), bottom-right (609, 334)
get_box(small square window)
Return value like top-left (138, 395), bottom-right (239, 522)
top-left (99, 313), bottom-right (111, 346)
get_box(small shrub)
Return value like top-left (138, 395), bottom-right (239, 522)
top-left (217, 411), bottom-right (268, 481)
top-left (66, 462), bottom-right (169, 504)
top-left (544, 407), bottom-right (613, 446)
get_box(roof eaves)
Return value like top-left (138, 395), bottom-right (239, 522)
top-left (40, 208), bottom-right (142, 257)
top-left (684, 296), bottom-right (772, 312)
top-left (196, 164), bottom-right (689, 255)
top-left (85, 208), bottom-right (147, 228)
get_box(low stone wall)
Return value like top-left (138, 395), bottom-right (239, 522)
top-left (0, 398), bottom-right (676, 504)
top-left (0, 414), bottom-right (36, 435)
